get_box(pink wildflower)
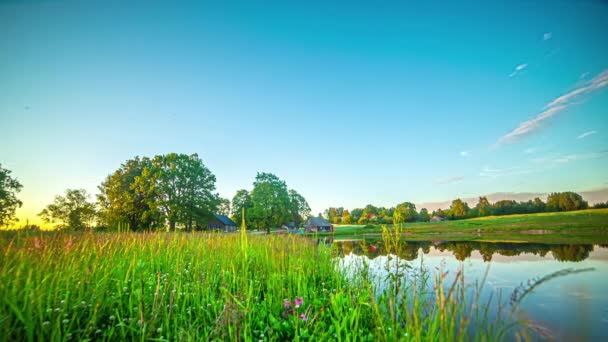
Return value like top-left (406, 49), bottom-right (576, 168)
top-left (299, 314), bottom-right (308, 321)
top-left (284, 299), bottom-right (291, 309)
top-left (294, 297), bottom-right (303, 308)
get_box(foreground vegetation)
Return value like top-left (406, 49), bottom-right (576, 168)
top-left (329, 209), bottom-right (608, 244)
top-left (0, 230), bottom-right (534, 341)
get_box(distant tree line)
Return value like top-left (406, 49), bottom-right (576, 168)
top-left (324, 191), bottom-right (598, 225)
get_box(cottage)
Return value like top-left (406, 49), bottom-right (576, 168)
top-left (429, 216), bottom-right (447, 222)
top-left (303, 217), bottom-right (334, 233)
top-left (206, 214), bottom-right (238, 232)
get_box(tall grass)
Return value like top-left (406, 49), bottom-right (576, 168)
top-left (1, 230), bottom-right (524, 341)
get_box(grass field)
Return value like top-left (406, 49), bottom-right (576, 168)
top-left (330, 209), bottom-right (608, 244)
top-left (0, 230), bottom-right (529, 341)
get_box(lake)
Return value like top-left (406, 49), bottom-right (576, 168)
top-left (334, 239), bottom-right (608, 341)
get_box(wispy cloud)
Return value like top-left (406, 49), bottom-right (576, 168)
top-left (523, 147), bottom-right (537, 154)
top-left (495, 69), bottom-right (608, 146)
top-left (459, 150), bottom-right (471, 157)
top-left (479, 166), bottom-right (532, 179)
top-left (543, 32), bottom-right (552, 41)
top-left (545, 70), bottom-right (608, 108)
top-left (580, 72), bottom-right (590, 80)
top-left (531, 150), bottom-right (608, 165)
top-left (577, 130), bottom-right (597, 139)
top-left (495, 105), bottom-right (566, 146)
top-left (509, 63), bottom-right (529, 77)
top-left (434, 176), bottom-right (464, 185)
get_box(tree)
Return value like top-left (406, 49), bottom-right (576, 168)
top-left (476, 196), bottom-right (492, 217)
top-left (449, 199), bottom-right (469, 219)
top-left (351, 208), bottom-right (363, 223)
top-left (324, 207), bottom-right (338, 222)
top-left (342, 214), bottom-right (353, 224)
top-left (217, 197), bottom-right (231, 216)
top-left (0, 164), bottom-right (23, 227)
top-left (231, 189), bottom-right (253, 229)
top-left (97, 157), bottom-right (159, 231)
top-left (135, 153), bottom-right (218, 231)
top-left (288, 189), bottom-right (310, 226)
top-left (39, 189), bottom-right (96, 230)
top-left (250, 172), bottom-right (291, 233)
top-left (546, 192), bottom-right (588, 212)
top-left (418, 208), bottom-right (430, 222)
top-left (393, 202), bottom-right (418, 225)
top-left (532, 197), bottom-right (546, 212)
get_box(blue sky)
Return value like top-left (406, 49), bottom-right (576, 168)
top-left (1, 0), bottom-right (607, 224)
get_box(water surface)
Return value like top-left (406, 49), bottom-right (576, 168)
top-left (334, 240), bottom-right (608, 341)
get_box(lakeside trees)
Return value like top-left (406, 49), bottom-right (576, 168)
top-left (0, 164), bottom-right (23, 227)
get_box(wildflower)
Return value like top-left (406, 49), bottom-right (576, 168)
top-left (43, 321), bottom-right (50, 326)
top-left (62, 319), bottom-right (69, 324)
top-left (157, 327), bottom-right (162, 333)
top-left (96, 329), bottom-right (102, 334)
top-left (294, 297), bottom-right (303, 308)
top-left (299, 314), bottom-right (308, 321)
top-left (109, 315), bottom-right (115, 321)
top-left (284, 299), bottom-right (291, 309)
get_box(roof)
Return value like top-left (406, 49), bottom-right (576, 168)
top-left (304, 217), bottom-right (332, 227)
top-left (213, 214), bottom-right (237, 226)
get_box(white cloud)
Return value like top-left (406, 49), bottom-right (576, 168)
top-left (580, 72), bottom-right (590, 80)
top-left (577, 130), bottom-right (597, 139)
top-left (543, 32), bottom-right (552, 41)
top-left (479, 166), bottom-right (531, 179)
top-left (434, 176), bottom-right (464, 185)
top-left (459, 151), bottom-right (470, 157)
top-left (495, 105), bottom-right (566, 145)
top-left (532, 150), bottom-right (608, 165)
top-left (509, 63), bottom-right (529, 77)
top-left (545, 70), bottom-right (608, 108)
top-left (524, 147), bottom-right (537, 154)
top-left (496, 69), bottom-right (608, 146)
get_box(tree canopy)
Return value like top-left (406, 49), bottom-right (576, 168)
top-left (39, 189), bottom-right (96, 230)
top-left (98, 154), bottom-right (218, 231)
top-left (0, 164), bottom-right (23, 227)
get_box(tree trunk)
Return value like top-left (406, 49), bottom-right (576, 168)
top-left (169, 220), bottom-right (176, 232)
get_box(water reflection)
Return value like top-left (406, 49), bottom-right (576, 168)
top-left (333, 239), bottom-right (608, 262)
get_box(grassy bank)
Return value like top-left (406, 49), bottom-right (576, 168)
top-left (0, 231), bottom-right (526, 341)
top-left (330, 209), bottom-right (608, 244)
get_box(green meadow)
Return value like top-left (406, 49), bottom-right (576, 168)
top-left (329, 209), bottom-right (608, 244)
top-left (0, 229), bottom-right (536, 341)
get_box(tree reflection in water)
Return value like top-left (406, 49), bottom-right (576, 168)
top-left (333, 240), bottom-right (597, 262)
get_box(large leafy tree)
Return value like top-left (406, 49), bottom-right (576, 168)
top-left (250, 172), bottom-right (291, 233)
top-left (449, 199), bottom-right (470, 219)
top-left (39, 189), bottom-right (96, 230)
top-left (136, 153), bottom-right (218, 231)
top-left (288, 189), bottom-right (311, 226)
top-left (476, 196), bottom-right (492, 217)
top-left (546, 192), bottom-right (588, 212)
top-left (97, 157), bottom-right (159, 231)
top-left (418, 208), bottom-right (430, 222)
top-left (0, 164), bottom-right (23, 227)
top-left (393, 202), bottom-right (418, 225)
top-left (231, 189), bottom-right (253, 229)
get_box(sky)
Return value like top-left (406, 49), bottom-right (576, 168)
top-left (1, 0), bottom-right (607, 226)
